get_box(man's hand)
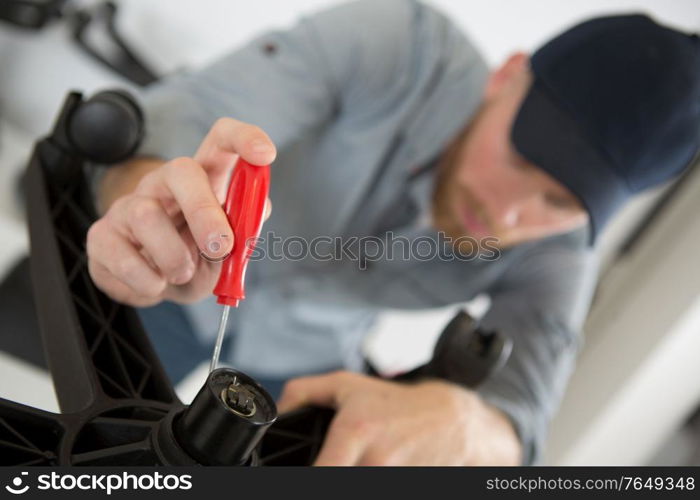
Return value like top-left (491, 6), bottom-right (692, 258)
top-left (86, 118), bottom-right (275, 307)
top-left (277, 371), bottom-right (523, 466)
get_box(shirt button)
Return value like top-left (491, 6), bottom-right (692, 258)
top-left (262, 42), bottom-right (278, 55)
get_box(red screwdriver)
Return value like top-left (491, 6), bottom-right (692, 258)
top-left (209, 157), bottom-right (271, 373)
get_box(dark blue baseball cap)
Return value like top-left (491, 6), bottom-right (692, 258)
top-left (511, 14), bottom-right (700, 244)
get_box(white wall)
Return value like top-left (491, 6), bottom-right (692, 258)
top-left (2, 0), bottom-right (699, 136)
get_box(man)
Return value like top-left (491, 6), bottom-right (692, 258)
top-left (86, 0), bottom-right (700, 465)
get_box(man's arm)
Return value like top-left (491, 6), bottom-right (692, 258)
top-left (476, 229), bottom-right (599, 465)
top-left (94, 0), bottom-right (421, 211)
top-left (113, 0), bottom-right (418, 161)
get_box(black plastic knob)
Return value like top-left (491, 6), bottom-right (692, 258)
top-left (67, 89), bottom-right (144, 164)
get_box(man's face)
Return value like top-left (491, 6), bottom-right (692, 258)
top-left (432, 53), bottom-right (589, 249)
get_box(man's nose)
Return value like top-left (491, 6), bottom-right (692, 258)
top-left (493, 203), bottom-right (520, 228)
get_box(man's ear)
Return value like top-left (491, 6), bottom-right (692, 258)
top-left (484, 52), bottom-right (530, 102)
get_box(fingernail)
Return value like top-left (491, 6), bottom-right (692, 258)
top-left (251, 140), bottom-right (271, 153)
top-left (208, 240), bottom-right (221, 253)
top-left (201, 232), bottom-right (231, 260)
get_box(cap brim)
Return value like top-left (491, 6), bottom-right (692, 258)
top-left (511, 79), bottom-right (629, 244)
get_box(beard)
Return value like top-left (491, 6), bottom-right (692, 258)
top-left (431, 132), bottom-right (466, 241)
top-left (430, 111), bottom-right (504, 254)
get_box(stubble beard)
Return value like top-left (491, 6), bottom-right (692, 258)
top-left (430, 121), bottom-right (488, 255)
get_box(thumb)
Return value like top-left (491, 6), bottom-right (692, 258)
top-left (276, 372), bottom-right (349, 413)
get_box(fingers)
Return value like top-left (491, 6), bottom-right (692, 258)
top-left (88, 259), bottom-right (162, 307)
top-left (86, 218), bottom-right (167, 302)
top-left (277, 373), bottom-right (367, 466)
top-left (194, 117), bottom-right (276, 176)
top-left (277, 371), bottom-right (350, 413)
top-left (118, 196), bottom-right (197, 285)
top-left (280, 372), bottom-right (372, 466)
top-left (87, 118), bottom-right (275, 307)
top-left (313, 418), bottom-right (367, 466)
top-left (147, 157), bottom-right (235, 260)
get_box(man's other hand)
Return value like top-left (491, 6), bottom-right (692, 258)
top-left (277, 371), bottom-right (523, 466)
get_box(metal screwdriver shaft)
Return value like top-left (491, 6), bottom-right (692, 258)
top-left (209, 304), bottom-right (231, 372)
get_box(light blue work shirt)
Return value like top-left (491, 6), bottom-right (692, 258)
top-left (132, 0), bottom-right (599, 465)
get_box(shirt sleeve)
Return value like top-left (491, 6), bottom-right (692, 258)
top-left (132, 0), bottom-right (420, 160)
top-left (475, 230), bottom-right (599, 465)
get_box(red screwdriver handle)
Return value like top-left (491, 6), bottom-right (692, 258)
top-left (213, 158), bottom-right (270, 307)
